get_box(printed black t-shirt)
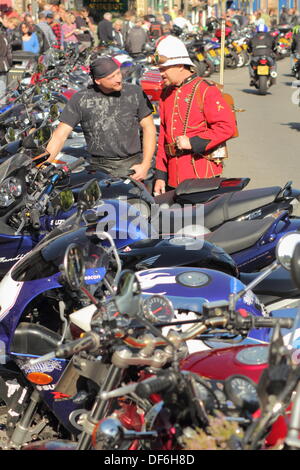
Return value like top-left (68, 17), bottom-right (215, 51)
top-left (60, 83), bottom-right (153, 158)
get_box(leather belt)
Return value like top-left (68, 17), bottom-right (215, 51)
top-left (164, 143), bottom-right (191, 157)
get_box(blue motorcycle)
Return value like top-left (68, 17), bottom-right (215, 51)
top-left (0, 237), bottom-right (274, 448)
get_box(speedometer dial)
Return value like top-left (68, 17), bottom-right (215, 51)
top-left (142, 295), bottom-right (174, 323)
top-left (224, 375), bottom-right (259, 412)
top-left (0, 177), bottom-right (22, 207)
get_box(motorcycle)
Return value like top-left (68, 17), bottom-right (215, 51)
top-left (22, 255), bottom-right (295, 451)
top-left (249, 55), bottom-right (277, 95)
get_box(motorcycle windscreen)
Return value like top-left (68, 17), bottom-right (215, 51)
top-left (0, 153), bottom-right (31, 185)
top-left (11, 226), bottom-right (108, 284)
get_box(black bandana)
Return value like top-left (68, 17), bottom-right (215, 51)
top-left (90, 56), bottom-right (119, 79)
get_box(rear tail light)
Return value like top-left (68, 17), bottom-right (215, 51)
top-left (220, 178), bottom-right (244, 188)
top-left (259, 59), bottom-right (268, 64)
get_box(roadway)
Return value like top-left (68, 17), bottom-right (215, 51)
top-left (219, 57), bottom-right (300, 193)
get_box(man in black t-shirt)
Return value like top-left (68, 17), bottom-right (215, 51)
top-left (46, 56), bottom-right (156, 181)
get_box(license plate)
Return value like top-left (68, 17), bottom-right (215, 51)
top-left (209, 50), bottom-right (216, 57)
top-left (235, 45), bottom-right (242, 52)
top-left (257, 65), bottom-right (269, 75)
top-left (196, 53), bottom-right (204, 60)
top-left (224, 47), bottom-right (230, 54)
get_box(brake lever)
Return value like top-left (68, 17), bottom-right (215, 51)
top-left (14, 216), bottom-right (26, 236)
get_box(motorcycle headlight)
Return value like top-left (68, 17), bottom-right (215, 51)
top-left (0, 177), bottom-right (22, 207)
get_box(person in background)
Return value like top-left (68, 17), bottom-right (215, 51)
top-left (162, 6), bottom-right (172, 26)
top-left (122, 11), bottom-right (135, 45)
top-left (62, 11), bottom-right (79, 49)
top-left (148, 14), bottom-right (164, 39)
top-left (269, 8), bottom-right (278, 28)
top-left (0, 32), bottom-right (12, 105)
top-left (173, 10), bottom-right (194, 33)
top-left (20, 21), bottom-right (40, 54)
top-left (170, 4), bottom-right (179, 20)
top-left (279, 7), bottom-right (291, 24)
top-left (125, 17), bottom-right (148, 56)
top-left (261, 9), bottom-right (271, 27)
top-left (254, 11), bottom-right (265, 26)
top-left (247, 24), bottom-right (277, 85)
top-left (97, 12), bottom-right (113, 44)
top-left (75, 8), bottom-right (94, 48)
top-left (36, 11), bottom-right (56, 51)
top-left (144, 7), bottom-right (156, 23)
top-left (112, 19), bottom-right (124, 49)
top-left (5, 17), bottom-right (22, 51)
top-left (45, 12), bottom-right (63, 49)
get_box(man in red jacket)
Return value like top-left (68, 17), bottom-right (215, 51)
top-left (153, 35), bottom-right (236, 194)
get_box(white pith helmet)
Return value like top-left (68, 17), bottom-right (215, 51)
top-left (155, 35), bottom-right (194, 67)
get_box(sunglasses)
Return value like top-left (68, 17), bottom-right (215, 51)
top-left (149, 51), bottom-right (191, 65)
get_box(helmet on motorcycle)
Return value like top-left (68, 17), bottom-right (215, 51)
top-left (171, 24), bottom-right (183, 36)
top-left (256, 24), bottom-right (269, 33)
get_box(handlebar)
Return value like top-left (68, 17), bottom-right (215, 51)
top-left (61, 157), bottom-right (85, 172)
top-left (55, 331), bottom-right (99, 358)
top-left (30, 208), bottom-right (40, 230)
top-left (236, 313), bottom-right (294, 330)
top-left (135, 372), bottom-right (177, 398)
top-left (30, 309), bottom-right (294, 367)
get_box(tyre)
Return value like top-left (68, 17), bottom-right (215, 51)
top-left (236, 52), bottom-right (245, 68)
top-left (241, 50), bottom-right (250, 66)
top-left (224, 51), bottom-right (239, 68)
top-left (258, 75), bottom-right (268, 95)
top-left (203, 59), bottom-right (215, 76)
top-left (193, 60), bottom-right (206, 77)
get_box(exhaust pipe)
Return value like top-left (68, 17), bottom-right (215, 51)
top-left (270, 71), bottom-right (277, 78)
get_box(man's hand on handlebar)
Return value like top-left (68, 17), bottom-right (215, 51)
top-left (129, 163), bottom-right (150, 182)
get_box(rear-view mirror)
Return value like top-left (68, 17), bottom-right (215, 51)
top-left (78, 179), bottom-right (101, 209)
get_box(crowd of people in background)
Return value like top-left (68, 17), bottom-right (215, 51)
top-left (0, 3), bottom-right (300, 69)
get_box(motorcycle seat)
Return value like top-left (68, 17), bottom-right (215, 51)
top-left (153, 178), bottom-right (250, 207)
top-left (11, 322), bottom-right (61, 356)
top-left (205, 217), bottom-right (276, 254)
top-left (240, 265), bottom-right (300, 299)
top-left (203, 186), bottom-right (282, 229)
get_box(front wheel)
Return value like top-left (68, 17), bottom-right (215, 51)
top-left (258, 75), bottom-right (268, 95)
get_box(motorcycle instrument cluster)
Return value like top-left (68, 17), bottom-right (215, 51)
top-left (142, 294), bottom-right (174, 323)
top-left (0, 177), bottom-right (22, 207)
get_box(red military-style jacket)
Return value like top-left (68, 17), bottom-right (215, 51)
top-left (155, 74), bottom-right (236, 188)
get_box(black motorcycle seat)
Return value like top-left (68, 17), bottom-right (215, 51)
top-left (153, 178), bottom-right (250, 207)
top-left (240, 265), bottom-right (300, 298)
top-left (11, 323), bottom-right (61, 356)
top-left (151, 186), bottom-right (281, 236)
top-left (203, 186), bottom-right (282, 229)
top-left (176, 178), bottom-right (226, 195)
top-left (205, 217), bottom-right (276, 254)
